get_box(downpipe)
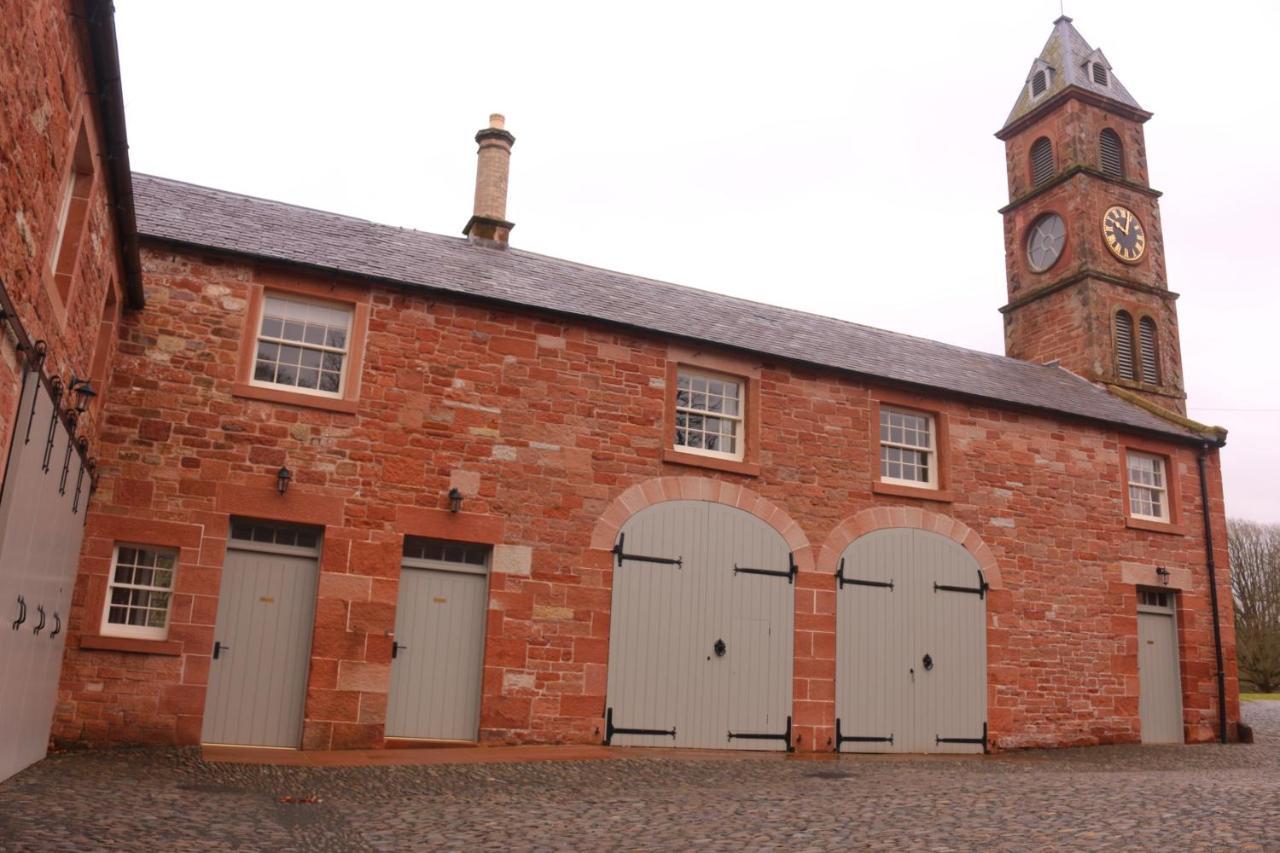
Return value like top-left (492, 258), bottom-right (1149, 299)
top-left (1197, 442), bottom-right (1229, 745)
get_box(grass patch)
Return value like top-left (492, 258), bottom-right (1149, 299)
top-left (1240, 693), bottom-right (1280, 702)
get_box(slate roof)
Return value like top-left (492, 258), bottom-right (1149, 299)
top-left (131, 172), bottom-right (1201, 442)
top-left (1004, 16), bottom-right (1144, 129)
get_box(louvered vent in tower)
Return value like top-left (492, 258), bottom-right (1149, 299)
top-left (1032, 70), bottom-right (1047, 96)
top-left (1100, 129), bottom-right (1124, 179)
top-left (1115, 311), bottom-right (1136, 381)
top-left (1139, 316), bottom-right (1160, 384)
top-left (1092, 63), bottom-right (1109, 86)
top-left (1031, 137), bottom-right (1054, 186)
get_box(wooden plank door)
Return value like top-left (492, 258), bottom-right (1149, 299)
top-left (385, 564), bottom-right (488, 740)
top-left (1138, 592), bottom-right (1184, 744)
top-left (202, 539), bottom-right (318, 747)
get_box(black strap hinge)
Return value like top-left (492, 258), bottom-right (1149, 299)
top-left (834, 718), bottom-right (893, 751)
top-left (836, 558), bottom-right (894, 590)
top-left (612, 533), bottom-right (682, 569)
top-left (727, 715), bottom-right (793, 752)
top-left (934, 569), bottom-right (988, 600)
top-left (733, 553), bottom-right (797, 583)
top-left (936, 721), bottom-right (989, 753)
top-left (603, 707), bottom-right (676, 745)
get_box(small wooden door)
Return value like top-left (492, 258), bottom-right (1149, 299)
top-left (1138, 589), bottom-right (1184, 744)
top-left (836, 528), bottom-right (987, 754)
top-left (202, 522), bottom-right (320, 747)
top-left (385, 542), bottom-right (490, 741)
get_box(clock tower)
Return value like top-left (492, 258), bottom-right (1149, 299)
top-left (998, 17), bottom-right (1186, 414)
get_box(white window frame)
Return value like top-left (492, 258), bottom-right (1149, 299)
top-left (1126, 451), bottom-right (1170, 522)
top-left (673, 368), bottom-right (746, 462)
top-left (250, 291), bottom-right (353, 399)
top-left (879, 406), bottom-right (937, 489)
top-left (100, 544), bottom-right (178, 640)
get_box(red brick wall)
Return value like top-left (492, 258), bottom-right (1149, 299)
top-left (52, 242), bottom-right (1238, 751)
top-left (0, 0), bottom-right (124, 482)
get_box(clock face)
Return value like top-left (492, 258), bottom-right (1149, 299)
top-left (1102, 205), bottom-right (1146, 263)
top-left (1026, 213), bottom-right (1066, 272)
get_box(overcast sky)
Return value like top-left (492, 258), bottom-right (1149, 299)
top-left (113, 1), bottom-right (1280, 523)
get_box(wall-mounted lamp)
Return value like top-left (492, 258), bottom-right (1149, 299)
top-left (276, 465), bottom-right (292, 495)
top-left (68, 376), bottom-right (97, 413)
top-left (1155, 566), bottom-right (1170, 586)
top-left (448, 487), bottom-right (463, 513)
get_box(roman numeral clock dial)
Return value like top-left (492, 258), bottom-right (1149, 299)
top-left (1102, 205), bottom-right (1146, 263)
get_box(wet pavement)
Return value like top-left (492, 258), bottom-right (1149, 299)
top-left (2, 703), bottom-right (1278, 850)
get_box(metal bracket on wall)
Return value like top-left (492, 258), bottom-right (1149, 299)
top-left (603, 706), bottom-right (676, 745)
top-left (936, 721), bottom-right (989, 754)
top-left (835, 558), bottom-right (894, 590)
top-left (834, 718), bottom-right (894, 751)
top-left (11, 595), bottom-right (26, 630)
top-left (934, 569), bottom-right (988, 600)
top-left (611, 533), bottom-right (682, 569)
top-left (727, 715), bottom-right (794, 752)
top-left (733, 553), bottom-right (797, 583)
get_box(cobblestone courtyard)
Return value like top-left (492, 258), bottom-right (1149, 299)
top-left (2, 703), bottom-right (1278, 851)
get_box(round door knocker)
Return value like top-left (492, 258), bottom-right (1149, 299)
top-left (714, 638), bottom-right (727, 657)
top-left (922, 653), bottom-right (934, 671)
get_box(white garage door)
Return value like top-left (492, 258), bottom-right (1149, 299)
top-left (835, 528), bottom-right (987, 754)
top-left (606, 501), bottom-right (794, 751)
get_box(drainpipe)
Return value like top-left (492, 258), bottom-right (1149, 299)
top-left (1197, 441), bottom-right (1228, 745)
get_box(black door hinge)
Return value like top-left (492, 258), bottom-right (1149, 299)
top-left (934, 569), bottom-right (988, 599)
top-left (733, 553), bottom-right (797, 583)
top-left (834, 718), bottom-right (893, 751)
top-left (612, 533), bottom-right (682, 569)
top-left (603, 707), bottom-right (676, 745)
top-left (936, 721), bottom-right (989, 753)
top-left (836, 558), bottom-right (894, 590)
top-left (728, 715), bottom-right (793, 752)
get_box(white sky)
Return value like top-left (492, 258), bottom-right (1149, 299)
top-left (113, 1), bottom-right (1280, 523)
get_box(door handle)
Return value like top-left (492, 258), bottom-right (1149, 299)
top-left (713, 638), bottom-right (726, 657)
top-left (213, 640), bottom-right (230, 660)
top-left (922, 653), bottom-right (934, 671)
top-left (392, 640), bottom-right (407, 659)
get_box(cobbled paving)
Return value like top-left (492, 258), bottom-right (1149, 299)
top-left (2, 703), bottom-right (1280, 851)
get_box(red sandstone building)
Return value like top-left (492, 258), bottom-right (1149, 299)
top-left (0, 5), bottom-right (1240, 780)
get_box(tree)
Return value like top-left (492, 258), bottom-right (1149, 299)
top-left (1229, 519), bottom-right (1280, 693)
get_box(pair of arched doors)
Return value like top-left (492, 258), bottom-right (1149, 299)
top-left (605, 502), bottom-right (987, 753)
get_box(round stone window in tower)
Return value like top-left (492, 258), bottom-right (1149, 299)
top-left (1026, 213), bottom-right (1066, 272)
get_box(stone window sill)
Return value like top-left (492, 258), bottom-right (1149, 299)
top-left (79, 634), bottom-right (183, 656)
top-left (873, 480), bottom-right (955, 503)
top-left (232, 382), bottom-right (358, 414)
top-left (1125, 516), bottom-right (1187, 536)
top-left (662, 447), bottom-right (761, 477)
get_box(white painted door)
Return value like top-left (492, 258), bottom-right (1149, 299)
top-left (836, 528), bottom-right (987, 754)
top-left (385, 551), bottom-right (489, 741)
top-left (202, 524), bottom-right (320, 747)
top-left (1138, 590), bottom-right (1184, 744)
top-left (0, 369), bottom-right (91, 782)
top-left (606, 500), bottom-right (794, 751)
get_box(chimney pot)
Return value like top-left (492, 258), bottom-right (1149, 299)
top-left (463, 113), bottom-right (516, 245)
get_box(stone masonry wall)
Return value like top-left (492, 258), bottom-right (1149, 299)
top-left (53, 242), bottom-right (1238, 752)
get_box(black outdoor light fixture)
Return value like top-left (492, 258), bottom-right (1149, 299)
top-left (1156, 566), bottom-right (1171, 586)
top-left (68, 375), bottom-right (97, 413)
top-left (448, 487), bottom-right (463, 513)
top-left (276, 465), bottom-right (292, 495)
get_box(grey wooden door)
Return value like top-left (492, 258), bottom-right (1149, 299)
top-left (202, 527), bottom-right (319, 747)
top-left (606, 500), bottom-right (793, 751)
top-left (0, 370), bottom-right (90, 783)
top-left (836, 528), bottom-right (987, 754)
top-left (385, 558), bottom-right (489, 740)
top-left (1138, 591), bottom-right (1184, 744)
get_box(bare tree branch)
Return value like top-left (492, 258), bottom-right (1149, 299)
top-left (1229, 518), bottom-right (1280, 692)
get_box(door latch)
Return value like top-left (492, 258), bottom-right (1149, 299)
top-left (922, 653), bottom-right (934, 671)
top-left (213, 640), bottom-right (230, 660)
top-left (392, 640), bottom-right (407, 659)
top-left (713, 638), bottom-right (727, 657)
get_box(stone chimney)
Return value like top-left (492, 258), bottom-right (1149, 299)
top-left (463, 113), bottom-right (516, 245)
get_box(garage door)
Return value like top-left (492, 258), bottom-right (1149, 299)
top-left (385, 537), bottom-right (490, 741)
top-left (605, 500), bottom-right (793, 751)
top-left (202, 520), bottom-right (320, 748)
top-left (1138, 589), bottom-right (1183, 744)
top-left (0, 363), bottom-right (92, 783)
top-left (835, 528), bottom-right (987, 754)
